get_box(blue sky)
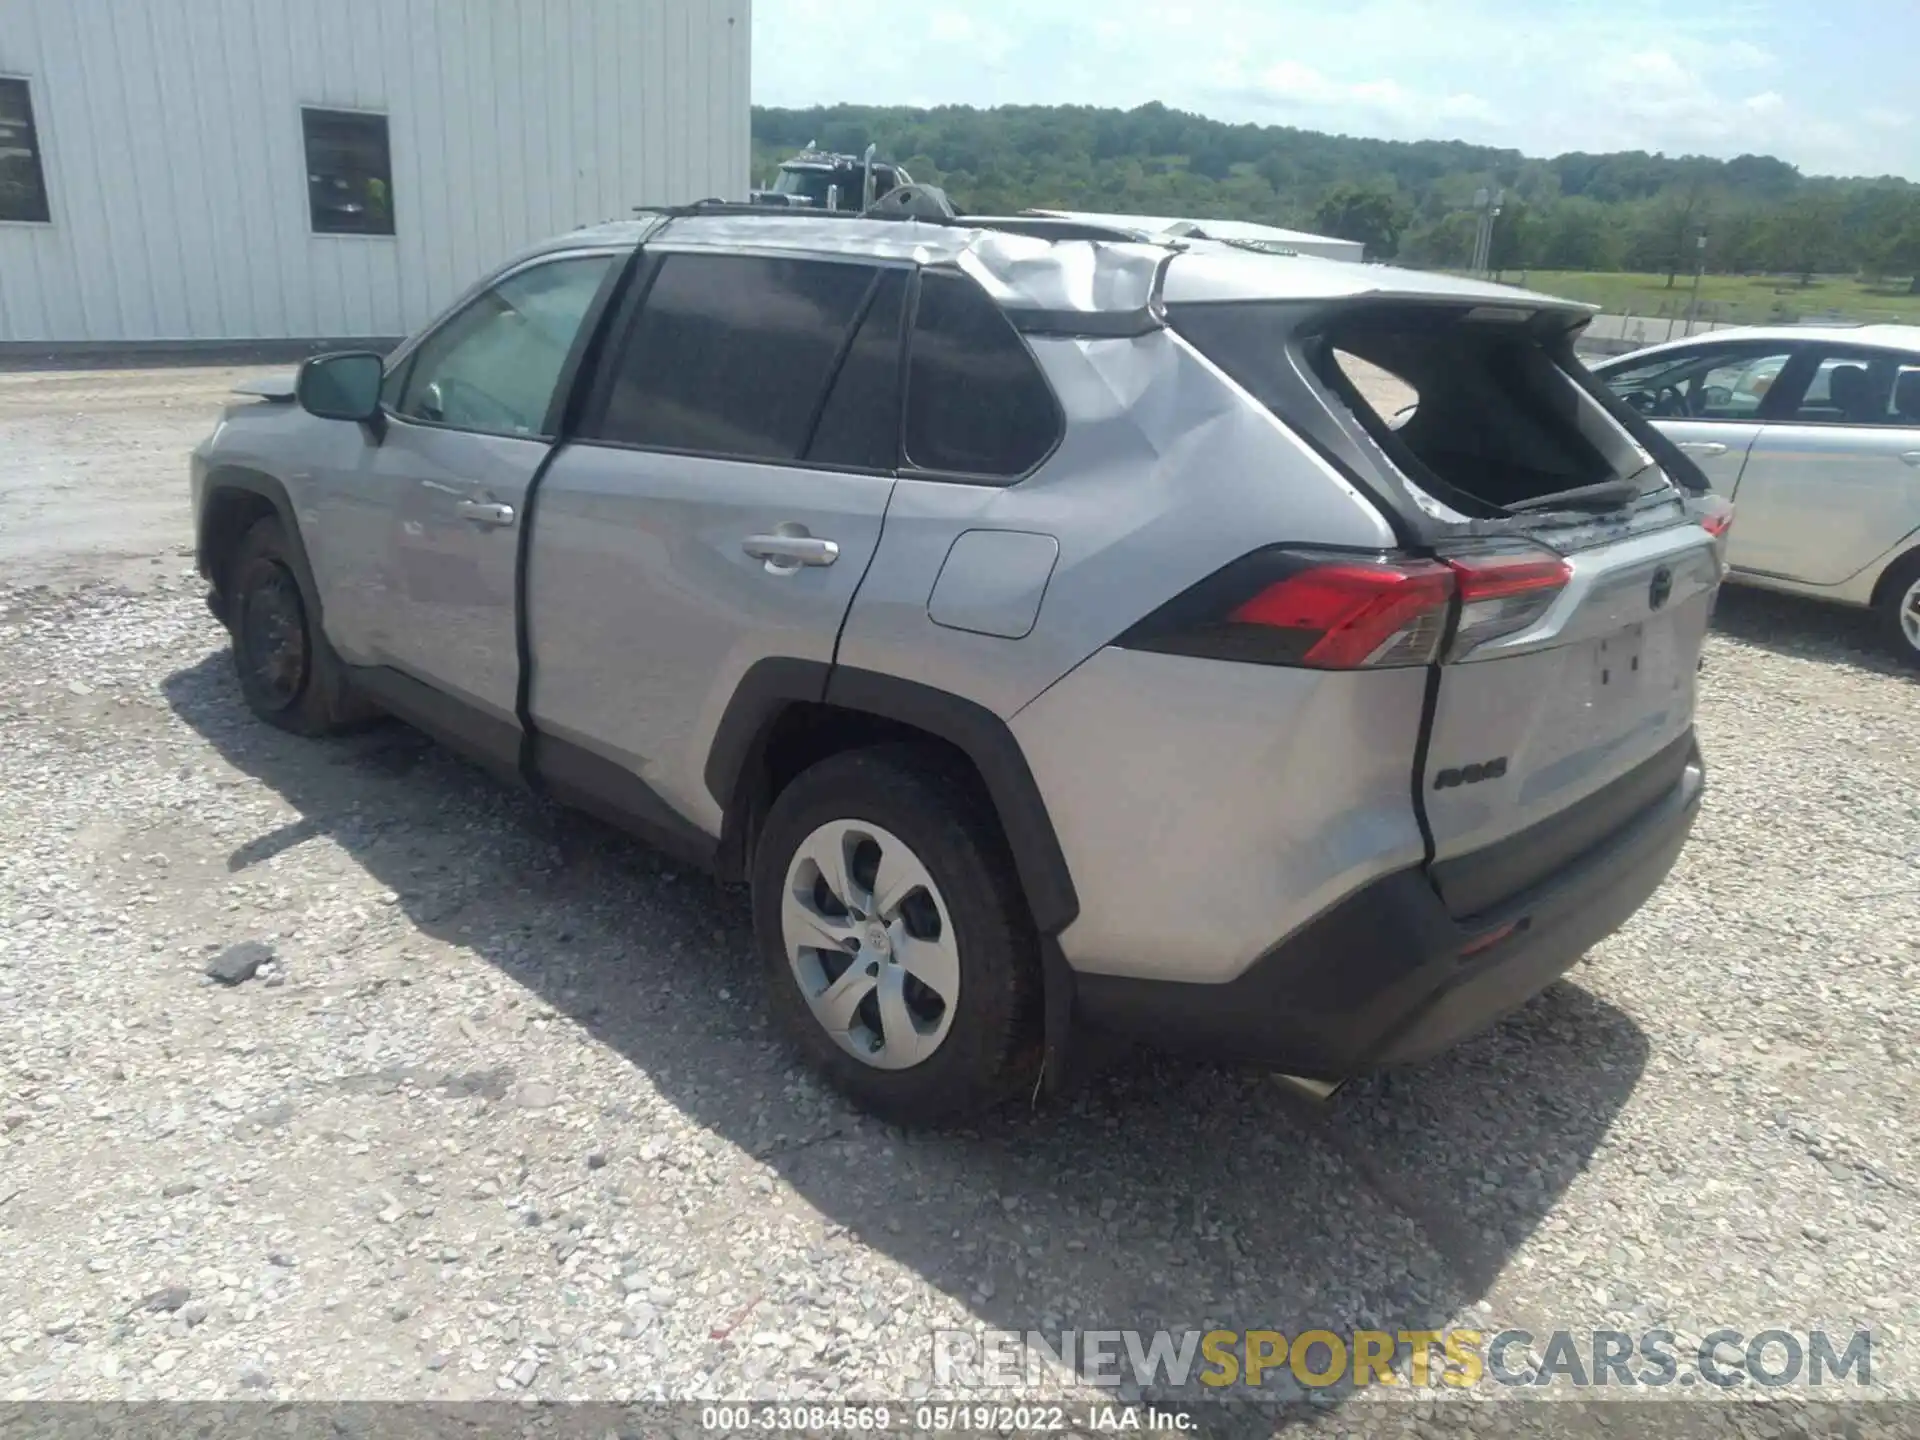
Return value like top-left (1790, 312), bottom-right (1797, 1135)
top-left (753, 0), bottom-right (1920, 181)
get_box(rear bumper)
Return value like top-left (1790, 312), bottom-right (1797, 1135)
top-left (1073, 737), bottom-right (1703, 1077)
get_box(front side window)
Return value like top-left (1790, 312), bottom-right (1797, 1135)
top-left (904, 270), bottom-right (1060, 478)
top-left (0, 77), bottom-right (51, 224)
top-left (303, 107), bottom-right (394, 236)
top-left (1601, 346), bottom-right (1793, 421)
top-left (394, 255), bottom-right (614, 436)
top-left (771, 167), bottom-right (838, 207)
top-left (590, 253), bottom-right (878, 459)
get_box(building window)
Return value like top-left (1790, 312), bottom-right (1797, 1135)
top-left (302, 107), bottom-right (394, 236)
top-left (0, 77), bottom-right (52, 224)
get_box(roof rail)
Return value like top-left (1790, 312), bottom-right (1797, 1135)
top-left (629, 200), bottom-right (1181, 247)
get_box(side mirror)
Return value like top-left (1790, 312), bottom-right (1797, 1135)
top-left (295, 351), bottom-right (385, 424)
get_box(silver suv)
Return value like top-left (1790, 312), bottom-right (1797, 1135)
top-left (191, 208), bottom-right (1724, 1124)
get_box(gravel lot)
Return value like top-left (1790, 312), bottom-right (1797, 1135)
top-left (1, 366), bottom-right (1917, 1425)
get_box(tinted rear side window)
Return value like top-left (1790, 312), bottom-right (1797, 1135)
top-left (592, 253), bottom-right (875, 460)
top-left (805, 269), bottom-right (907, 470)
top-left (904, 271), bottom-right (1059, 478)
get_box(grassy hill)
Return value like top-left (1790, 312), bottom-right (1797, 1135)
top-left (751, 103), bottom-right (1920, 299)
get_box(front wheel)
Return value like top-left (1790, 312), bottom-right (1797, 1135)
top-left (751, 744), bottom-right (1040, 1126)
top-left (228, 516), bottom-right (373, 735)
top-left (1876, 551), bottom-right (1920, 669)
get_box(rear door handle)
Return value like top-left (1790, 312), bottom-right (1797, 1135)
top-left (743, 533), bottom-right (839, 569)
top-left (454, 499), bottom-right (516, 528)
top-left (1900, 451), bottom-right (1920, 467)
top-left (1678, 441), bottom-right (1728, 457)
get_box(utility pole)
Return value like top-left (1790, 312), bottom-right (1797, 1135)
top-left (1684, 226), bottom-right (1708, 335)
top-left (1469, 187), bottom-right (1505, 277)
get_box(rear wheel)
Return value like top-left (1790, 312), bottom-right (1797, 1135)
top-left (1876, 551), bottom-right (1920, 669)
top-left (751, 744), bottom-right (1040, 1126)
top-left (228, 516), bottom-right (372, 735)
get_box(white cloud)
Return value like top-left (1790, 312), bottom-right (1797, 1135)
top-left (1220, 57), bottom-right (1498, 135)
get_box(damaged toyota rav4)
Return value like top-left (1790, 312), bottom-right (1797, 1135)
top-left (190, 207), bottom-right (1727, 1124)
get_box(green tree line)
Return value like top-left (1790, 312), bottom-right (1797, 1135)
top-left (751, 103), bottom-right (1920, 291)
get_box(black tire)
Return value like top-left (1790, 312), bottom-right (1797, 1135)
top-left (751, 743), bottom-right (1041, 1126)
top-left (1876, 549), bottom-right (1920, 669)
top-left (227, 515), bottom-right (374, 735)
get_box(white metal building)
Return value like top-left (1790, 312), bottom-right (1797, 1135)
top-left (1026, 209), bottom-right (1366, 263)
top-left (0, 0), bottom-right (750, 347)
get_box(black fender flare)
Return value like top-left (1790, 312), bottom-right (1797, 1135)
top-left (198, 467), bottom-right (325, 628)
top-left (704, 658), bottom-right (1081, 938)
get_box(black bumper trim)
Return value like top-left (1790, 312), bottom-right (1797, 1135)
top-left (1073, 739), bottom-right (1703, 1078)
top-left (1431, 730), bottom-right (1696, 920)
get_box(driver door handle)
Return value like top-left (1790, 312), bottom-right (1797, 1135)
top-left (1900, 451), bottom-right (1920, 467)
top-left (1678, 441), bottom-right (1728, 457)
top-left (742, 532), bottom-right (839, 568)
top-left (454, 499), bottom-right (516, 528)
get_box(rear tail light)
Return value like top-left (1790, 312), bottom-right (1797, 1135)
top-left (1118, 548), bottom-right (1454, 670)
top-left (1117, 542), bottom-right (1572, 671)
top-left (1443, 544), bottom-right (1572, 660)
top-left (1228, 559), bottom-right (1455, 668)
top-left (1686, 493), bottom-right (1734, 578)
top-left (1693, 494), bottom-right (1735, 539)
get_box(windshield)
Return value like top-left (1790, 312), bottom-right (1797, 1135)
top-left (771, 167), bottom-right (837, 205)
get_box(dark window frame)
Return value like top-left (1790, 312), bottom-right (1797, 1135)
top-left (0, 74), bottom-right (53, 225)
top-left (377, 248), bottom-right (632, 441)
top-left (897, 265), bottom-right (1066, 486)
top-left (574, 248), bottom-right (915, 479)
top-left (301, 105), bottom-right (396, 237)
top-left (802, 266), bottom-right (910, 471)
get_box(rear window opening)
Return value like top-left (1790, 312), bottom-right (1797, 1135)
top-left (1172, 301), bottom-right (1670, 528)
top-left (1318, 312), bottom-right (1647, 515)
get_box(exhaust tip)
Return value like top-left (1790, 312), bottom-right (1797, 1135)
top-left (1273, 1073), bottom-right (1345, 1103)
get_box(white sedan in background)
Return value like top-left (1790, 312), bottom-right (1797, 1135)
top-left (1590, 323), bottom-right (1920, 665)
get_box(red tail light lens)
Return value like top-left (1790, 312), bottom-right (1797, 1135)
top-left (1117, 549), bottom-right (1456, 670)
top-left (1692, 494), bottom-right (1735, 539)
top-left (1118, 544), bottom-right (1575, 670)
top-left (1443, 546), bottom-right (1572, 659)
top-left (1229, 561), bottom-right (1455, 668)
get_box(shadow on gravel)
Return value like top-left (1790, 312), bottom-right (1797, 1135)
top-left (1710, 585), bottom-right (1915, 681)
top-left (165, 649), bottom-right (1649, 1407)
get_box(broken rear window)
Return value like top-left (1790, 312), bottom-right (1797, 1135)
top-left (1172, 301), bottom-right (1659, 519)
